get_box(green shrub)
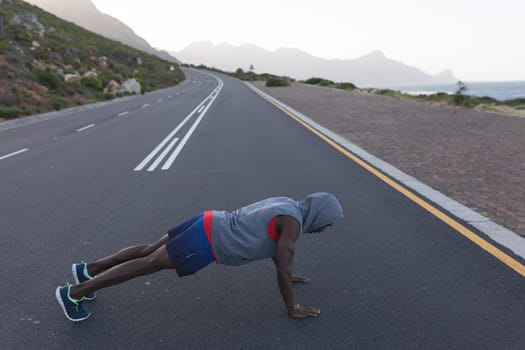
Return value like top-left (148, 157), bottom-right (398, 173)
top-left (335, 82), bottom-right (357, 90)
top-left (266, 77), bottom-right (289, 87)
top-left (64, 81), bottom-right (80, 96)
top-left (81, 76), bottom-right (103, 91)
top-left (0, 106), bottom-right (24, 119)
top-left (304, 77), bottom-right (334, 87)
top-left (109, 61), bottom-right (133, 78)
top-left (35, 68), bottom-right (62, 90)
top-left (506, 98), bottom-right (525, 106)
top-left (6, 24), bottom-right (33, 44)
top-left (0, 40), bottom-right (9, 53)
top-left (72, 60), bottom-right (82, 71)
top-left (92, 91), bottom-right (104, 99)
top-left (305, 77), bottom-right (323, 85)
top-left (32, 47), bottom-right (47, 60)
top-left (453, 94), bottom-right (467, 106)
top-left (50, 95), bottom-right (69, 110)
top-left (376, 89), bottom-right (398, 97)
top-left (24, 60), bottom-right (33, 70)
top-left (98, 70), bottom-right (122, 85)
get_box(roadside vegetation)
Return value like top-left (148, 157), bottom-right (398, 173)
top-left (303, 78), bottom-right (524, 117)
top-left (303, 77), bottom-right (356, 91)
top-left (365, 81), bottom-right (525, 117)
top-left (0, 0), bottom-right (184, 120)
top-left (182, 63), bottom-right (525, 117)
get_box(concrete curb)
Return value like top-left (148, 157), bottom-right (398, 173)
top-left (0, 81), bottom-right (188, 131)
top-left (247, 82), bottom-right (525, 261)
top-left (0, 94), bottom-right (138, 131)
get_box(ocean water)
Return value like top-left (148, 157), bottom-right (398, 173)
top-left (386, 81), bottom-right (525, 101)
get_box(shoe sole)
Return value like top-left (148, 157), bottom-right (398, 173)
top-left (71, 264), bottom-right (96, 301)
top-left (55, 287), bottom-right (91, 322)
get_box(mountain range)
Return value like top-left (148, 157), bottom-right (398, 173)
top-left (21, 0), bottom-right (454, 86)
top-left (24, 0), bottom-right (179, 62)
top-left (175, 42), bottom-right (456, 87)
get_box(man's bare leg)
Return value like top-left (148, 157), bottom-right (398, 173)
top-left (70, 244), bottom-right (174, 300)
top-left (85, 234), bottom-right (170, 276)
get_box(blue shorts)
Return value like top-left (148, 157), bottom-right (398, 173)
top-left (166, 213), bottom-right (214, 277)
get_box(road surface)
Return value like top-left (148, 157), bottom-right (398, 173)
top-left (1, 69), bottom-right (524, 349)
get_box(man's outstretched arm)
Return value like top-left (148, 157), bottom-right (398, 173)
top-left (271, 257), bottom-right (311, 283)
top-left (273, 216), bottom-right (320, 318)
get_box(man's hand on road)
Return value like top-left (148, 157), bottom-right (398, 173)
top-left (289, 304), bottom-right (320, 318)
top-left (291, 274), bottom-right (311, 283)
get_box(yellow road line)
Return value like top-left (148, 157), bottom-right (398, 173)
top-left (250, 84), bottom-right (525, 278)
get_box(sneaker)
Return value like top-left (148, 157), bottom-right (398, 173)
top-left (55, 285), bottom-right (91, 322)
top-left (72, 263), bottom-right (96, 300)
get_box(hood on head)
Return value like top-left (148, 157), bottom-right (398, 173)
top-left (299, 192), bottom-right (343, 233)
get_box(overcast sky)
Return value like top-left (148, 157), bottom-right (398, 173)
top-left (91, 0), bottom-right (524, 82)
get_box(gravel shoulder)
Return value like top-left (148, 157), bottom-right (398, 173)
top-left (253, 81), bottom-right (525, 238)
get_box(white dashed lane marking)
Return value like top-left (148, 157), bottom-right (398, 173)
top-left (76, 124), bottom-right (95, 132)
top-left (0, 148), bottom-right (29, 161)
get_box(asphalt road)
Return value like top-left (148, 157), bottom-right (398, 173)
top-left (1, 69), bottom-right (524, 349)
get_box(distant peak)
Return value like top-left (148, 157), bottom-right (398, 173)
top-left (274, 47), bottom-right (313, 57)
top-left (359, 50), bottom-right (387, 60)
top-left (239, 43), bottom-right (265, 50)
top-left (181, 41), bottom-right (214, 50)
top-left (433, 69), bottom-right (457, 82)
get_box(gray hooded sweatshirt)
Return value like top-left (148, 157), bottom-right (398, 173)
top-left (211, 192), bottom-right (344, 265)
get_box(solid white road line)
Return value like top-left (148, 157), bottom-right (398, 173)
top-left (161, 80), bottom-right (223, 170)
top-left (0, 148), bottom-right (28, 160)
top-left (133, 115), bottom-right (190, 171)
top-left (147, 137), bottom-right (179, 171)
top-left (134, 98), bottom-right (212, 171)
top-left (118, 111), bottom-right (129, 117)
top-left (134, 73), bottom-right (223, 172)
top-left (76, 124), bottom-right (95, 132)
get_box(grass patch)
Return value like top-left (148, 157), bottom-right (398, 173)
top-left (0, 106), bottom-right (25, 118)
top-left (266, 77), bottom-right (289, 87)
top-left (50, 95), bottom-right (69, 110)
top-left (304, 77), bottom-right (356, 91)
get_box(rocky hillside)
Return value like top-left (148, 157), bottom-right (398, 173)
top-left (24, 0), bottom-right (179, 63)
top-left (0, 0), bottom-right (184, 120)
